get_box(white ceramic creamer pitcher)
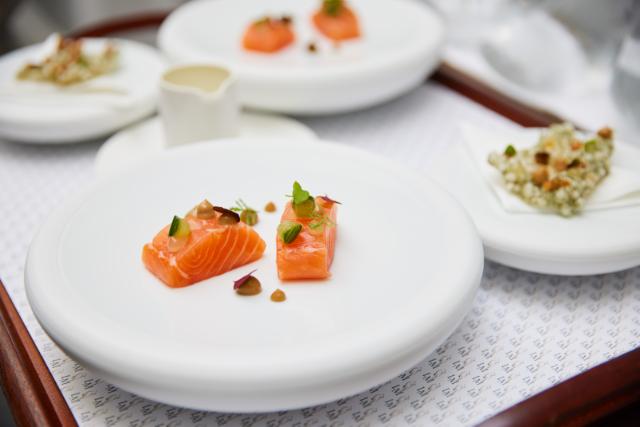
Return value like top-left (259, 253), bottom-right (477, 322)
top-left (159, 65), bottom-right (239, 147)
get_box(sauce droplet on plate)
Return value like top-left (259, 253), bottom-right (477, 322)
top-left (264, 201), bottom-right (277, 212)
top-left (236, 276), bottom-right (262, 296)
top-left (270, 289), bottom-right (286, 302)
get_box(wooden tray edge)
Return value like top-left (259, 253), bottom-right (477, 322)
top-left (0, 280), bottom-right (76, 427)
top-left (0, 12), bottom-right (631, 427)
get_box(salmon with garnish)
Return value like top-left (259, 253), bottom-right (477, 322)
top-left (312, 0), bottom-right (360, 41)
top-left (276, 196), bottom-right (338, 280)
top-left (243, 16), bottom-right (295, 53)
top-left (142, 203), bottom-right (266, 288)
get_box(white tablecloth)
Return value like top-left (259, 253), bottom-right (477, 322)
top-left (1, 83), bottom-right (638, 427)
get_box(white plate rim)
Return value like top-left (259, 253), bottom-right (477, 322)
top-left (157, 0), bottom-right (444, 83)
top-left (93, 113), bottom-right (318, 177)
top-left (26, 138), bottom-right (483, 410)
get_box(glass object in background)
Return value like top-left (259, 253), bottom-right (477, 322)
top-left (548, 0), bottom-right (635, 69)
top-left (31, 0), bottom-right (185, 29)
top-left (612, 6), bottom-right (640, 142)
top-left (480, 0), bottom-right (635, 93)
top-left (481, 3), bottom-right (587, 92)
top-left (425, 0), bottom-right (511, 44)
top-left (9, 0), bottom-right (187, 48)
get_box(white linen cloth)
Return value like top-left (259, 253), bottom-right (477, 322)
top-left (1, 84), bottom-right (639, 427)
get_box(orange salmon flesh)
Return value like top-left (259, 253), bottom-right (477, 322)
top-left (243, 19), bottom-right (295, 53)
top-left (276, 197), bottom-right (338, 280)
top-left (312, 6), bottom-right (360, 41)
top-left (142, 213), bottom-right (266, 288)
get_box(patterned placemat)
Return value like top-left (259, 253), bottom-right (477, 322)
top-left (1, 83), bottom-right (638, 426)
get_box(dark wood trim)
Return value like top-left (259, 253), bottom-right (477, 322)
top-left (477, 347), bottom-right (640, 427)
top-left (68, 11), bottom-right (170, 39)
top-left (0, 11), bottom-right (635, 427)
top-left (432, 62), bottom-right (562, 128)
top-left (0, 280), bottom-right (76, 427)
top-left (590, 400), bottom-right (640, 427)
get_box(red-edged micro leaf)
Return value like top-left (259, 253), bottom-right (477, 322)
top-left (233, 269), bottom-right (257, 290)
top-left (320, 195), bottom-right (341, 204)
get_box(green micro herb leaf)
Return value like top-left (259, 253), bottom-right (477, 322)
top-left (309, 212), bottom-right (335, 231)
top-left (324, 0), bottom-right (342, 16)
top-left (292, 181), bottom-right (311, 204)
top-left (290, 181), bottom-right (315, 218)
top-left (504, 145), bottom-right (516, 157)
top-left (77, 55), bottom-right (89, 68)
top-left (584, 139), bottom-right (597, 153)
top-left (230, 199), bottom-right (250, 212)
top-left (278, 221), bottom-right (302, 244)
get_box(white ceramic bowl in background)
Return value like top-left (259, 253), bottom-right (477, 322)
top-left (158, 0), bottom-right (445, 115)
top-left (0, 38), bottom-right (164, 143)
top-left (27, 139), bottom-right (483, 412)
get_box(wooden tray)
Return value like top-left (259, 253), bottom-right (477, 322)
top-left (0, 12), bottom-right (638, 427)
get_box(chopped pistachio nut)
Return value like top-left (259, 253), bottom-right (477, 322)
top-left (240, 209), bottom-right (258, 226)
top-left (278, 221), bottom-right (302, 244)
top-left (168, 215), bottom-right (190, 238)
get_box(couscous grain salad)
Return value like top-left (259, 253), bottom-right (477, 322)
top-left (488, 124), bottom-right (614, 216)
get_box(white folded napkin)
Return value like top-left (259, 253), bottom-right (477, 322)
top-left (1, 34), bottom-right (136, 110)
top-left (461, 124), bottom-right (640, 213)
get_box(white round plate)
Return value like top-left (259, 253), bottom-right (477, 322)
top-left (26, 139), bottom-right (482, 412)
top-left (429, 136), bottom-right (640, 276)
top-left (94, 113), bottom-right (316, 177)
top-left (158, 0), bottom-right (444, 115)
top-left (0, 38), bottom-right (164, 143)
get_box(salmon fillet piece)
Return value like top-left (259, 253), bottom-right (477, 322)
top-left (142, 213), bottom-right (266, 288)
top-left (243, 17), bottom-right (295, 53)
top-left (312, 5), bottom-right (360, 41)
top-left (277, 197), bottom-right (338, 280)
